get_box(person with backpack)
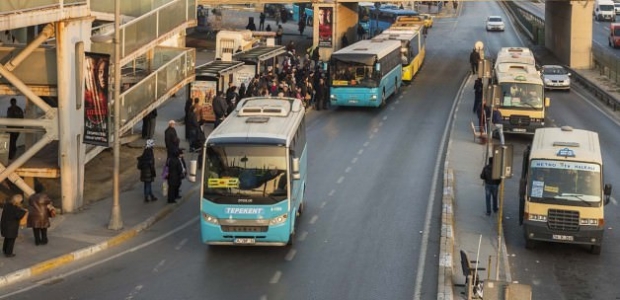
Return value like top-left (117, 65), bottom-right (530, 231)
top-left (138, 139), bottom-right (158, 203)
top-left (480, 157), bottom-right (501, 216)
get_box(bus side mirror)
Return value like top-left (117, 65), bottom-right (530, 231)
top-left (292, 157), bottom-right (300, 180)
top-left (604, 184), bottom-right (612, 205)
top-left (544, 97), bottom-right (550, 107)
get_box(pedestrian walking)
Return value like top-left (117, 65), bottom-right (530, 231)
top-left (276, 25), bottom-right (284, 45)
top-left (164, 120), bottom-right (178, 159)
top-left (298, 15), bottom-right (306, 36)
top-left (1, 194), bottom-right (27, 257)
top-left (315, 77), bottom-right (328, 110)
top-left (166, 150), bottom-right (184, 204)
top-left (259, 12), bottom-right (266, 30)
top-left (473, 78), bottom-right (483, 114)
top-left (469, 48), bottom-right (480, 75)
top-left (141, 109), bottom-right (157, 139)
top-left (27, 183), bottom-right (55, 245)
top-left (480, 157), bottom-right (501, 216)
top-left (7, 98), bottom-right (24, 160)
top-left (138, 139), bottom-right (158, 203)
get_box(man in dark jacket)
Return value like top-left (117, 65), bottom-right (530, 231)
top-left (1, 194), bottom-right (27, 257)
top-left (469, 48), bottom-right (480, 75)
top-left (167, 150), bottom-right (184, 203)
top-left (473, 78), bottom-right (483, 114)
top-left (164, 120), bottom-right (178, 159)
top-left (212, 92), bottom-right (228, 128)
top-left (7, 98), bottom-right (24, 160)
top-left (480, 157), bottom-right (501, 216)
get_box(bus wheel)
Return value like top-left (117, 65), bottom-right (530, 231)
top-left (298, 201), bottom-right (305, 216)
top-left (590, 244), bottom-right (602, 255)
top-left (395, 80), bottom-right (399, 95)
top-left (380, 91), bottom-right (386, 107)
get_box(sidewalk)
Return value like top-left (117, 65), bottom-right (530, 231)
top-left (439, 47), bottom-right (620, 299)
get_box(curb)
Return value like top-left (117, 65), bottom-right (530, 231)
top-left (438, 165), bottom-right (456, 300)
top-left (0, 185), bottom-right (199, 289)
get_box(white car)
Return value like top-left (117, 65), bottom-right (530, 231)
top-left (486, 16), bottom-right (505, 31)
top-left (541, 65), bottom-right (571, 91)
top-left (615, 2), bottom-right (620, 14)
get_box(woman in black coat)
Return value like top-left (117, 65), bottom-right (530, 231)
top-left (1, 194), bottom-right (27, 257)
top-left (167, 150), bottom-right (184, 204)
top-left (139, 139), bottom-right (158, 203)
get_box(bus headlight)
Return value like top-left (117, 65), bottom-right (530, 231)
top-left (528, 214), bottom-right (547, 222)
top-left (202, 212), bottom-right (219, 225)
top-left (370, 95), bottom-right (377, 100)
top-left (269, 213), bottom-right (288, 225)
top-left (580, 218), bottom-right (600, 226)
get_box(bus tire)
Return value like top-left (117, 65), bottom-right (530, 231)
top-left (524, 230), bottom-right (535, 250)
top-left (395, 79), bottom-right (399, 95)
top-left (380, 91), bottom-right (386, 107)
top-left (298, 201), bottom-right (305, 216)
top-left (590, 244), bottom-right (602, 255)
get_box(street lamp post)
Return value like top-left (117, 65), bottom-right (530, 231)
top-left (108, 0), bottom-right (123, 230)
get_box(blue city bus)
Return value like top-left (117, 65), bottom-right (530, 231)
top-left (329, 39), bottom-right (403, 107)
top-left (367, 7), bottom-right (419, 35)
top-left (200, 97), bottom-right (307, 246)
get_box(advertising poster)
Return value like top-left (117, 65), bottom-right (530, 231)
top-left (318, 6), bottom-right (333, 47)
top-left (83, 52), bottom-right (110, 146)
top-left (191, 80), bottom-right (217, 122)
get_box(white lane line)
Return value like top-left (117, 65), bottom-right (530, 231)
top-left (259, 295), bottom-right (268, 300)
top-left (352, 157), bottom-right (358, 164)
top-left (309, 215), bottom-right (318, 224)
top-left (345, 167), bottom-right (351, 173)
top-left (125, 285), bottom-right (143, 300)
top-left (390, 106), bottom-right (395, 110)
top-left (373, 127), bottom-right (379, 133)
top-left (383, 116), bottom-right (388, 121)
top-left (357, 149), bottom-right (364, 155)
top-left (152, 260), bottom-right (166, 273)
top-left (328, 189), bottom-right (335, 196)
top-left (337, 176), bottom-right (344, 184)
top-left (284, 249), bottom-right (297, 261)
top-left (269, 271), bottom-right (282, 284)
top-left (378, 122), bottom-right (383, 127)
top-left (611, 196), bottom-right (617, 205)
top-left (320, 201), bottom-right (327, 208)
top-left (369, 134), bottom-right (375, 139)
top-left (297, 231), bottom-right (308, 241)
top-left (363, 141), bottom-right (370, 147)
top-left (0, 217), bottom-right (199, 299)
top-left (174, 238), bottom-right (188, 250)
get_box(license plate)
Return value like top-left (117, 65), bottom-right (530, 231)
top-left (552, 234), bottom-right (574, 241)
top-left (513, 128), bottom-right (527, 132)
top-left (348, 100), bottom-right (358, 103)
top-left (234, 238), bottom-right (255, 244)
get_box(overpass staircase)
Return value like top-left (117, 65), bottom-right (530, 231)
top-left (0, 0), bottom-right (196, 211)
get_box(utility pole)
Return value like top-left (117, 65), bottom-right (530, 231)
top-left (108, 0), bottom-right (123, 230)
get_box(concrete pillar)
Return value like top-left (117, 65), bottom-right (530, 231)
top-left (55, 19), bottom-right (92, 212)
top-left (545, 2), bottom-right (593, 68)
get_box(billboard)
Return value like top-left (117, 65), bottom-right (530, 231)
top-left (318, 6), bottom-right (333, 47)
top-left (190, 80), bottom-right (217, 122)
top-left (83, 52), bottom-right (111, 146)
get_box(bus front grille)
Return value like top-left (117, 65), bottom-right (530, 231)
top-left (221, 225), bottom-right (269, 232)
top-left (509, 115), bottom-right (531, 126)
top-left (547, 209), bottom-right (579, 231)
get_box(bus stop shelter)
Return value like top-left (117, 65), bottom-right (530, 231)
top-left (232, 45), bottom-right (287, 80)
top-left (190, 60), bottom-right (244, 122)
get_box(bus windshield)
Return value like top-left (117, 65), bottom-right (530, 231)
top-left (499, 83), bottom-right (544, 110)
top-left (528, 160), bottom-right (602, 205)
top-left (204, 145), bottom-right (288, 205)
top-left (331, 61), bottom-right (377, 87)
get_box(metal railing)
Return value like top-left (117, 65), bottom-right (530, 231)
top-left (119, 47), bottom-right (195, 129)
top-left (0, 0), bottom-right (85, 15)
top-left (91, 0), bottom-right (177, 18)
top-left (91, 0), bottom-right (196, 66)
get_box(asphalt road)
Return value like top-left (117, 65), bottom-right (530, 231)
top-left (3, 2), bottom-right (620, 300)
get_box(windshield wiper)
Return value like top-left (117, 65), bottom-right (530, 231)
top-left (556, 193), bottom-right (593, 206)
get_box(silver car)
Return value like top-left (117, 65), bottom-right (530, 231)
top-left (486, 16), bottom-right (505, 31)
top-left (541, 65), bottom-right (571, 91)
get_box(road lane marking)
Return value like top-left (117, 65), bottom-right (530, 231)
top-left (357, 149), bottom-right (364, 155)
top-left (297, 231), bottom-right (308, 241)
top-left (320, 201), bottom-right (327, 208)
top-left (352, 157), bottom-right (358, 164)
top-left (174, 238), bottom-right (188, 250)
top-left (345, 167), bottom-right (351, 173)
top-left (363, 141), bottom-right (370, 147)
top-left (309, 215), bottom-right (318, 224)
top-left (152, 260), bottom-right (166, 273)
top-left (0, 217), bottom-right (198, 299)
top-left (269, 271), bottom-right (282, 284)
top-left (125, 284), bottom-right (143, 300)
top-left (284, 249), bottom-right (296, 261)
top-left (336, 176), bottom-right (344, 184)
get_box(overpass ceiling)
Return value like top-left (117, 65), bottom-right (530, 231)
top-left (198, 0), bottom-right (552, 4)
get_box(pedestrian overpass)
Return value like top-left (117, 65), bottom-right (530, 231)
top-left (0, 0), bottom-right (196, 212)
top-left (0, 0), bottom-right (593, 213)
